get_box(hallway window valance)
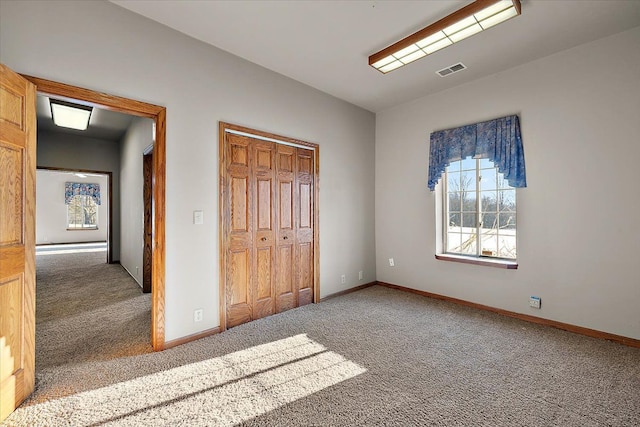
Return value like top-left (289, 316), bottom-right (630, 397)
top-left (428, 115), bottom-right (526, 191)
top-left (65, 182), bottom-right (101, 205)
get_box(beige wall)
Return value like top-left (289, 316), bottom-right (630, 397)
top-left (119, 117), bottom-right (154, 287)
top-left (375, 27), bottom-right (640, 340)
top-left (1, 0), bottom-right (376, 341)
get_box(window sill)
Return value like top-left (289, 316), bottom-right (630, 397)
top-left (435, 254), bottom-right (518, 269)
top-left (67, 228), bottom-right (98, 231)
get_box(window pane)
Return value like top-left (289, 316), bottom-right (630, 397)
top-left (447, 160), bottom-right (462, 173)
top-left (460, 157), bottom-right (475, 171)
top-left (498, 233), bottom-right (517, 259)
top-left (458, 170), bottom-right (475, 192)
top-left (447, 232), bottom-right (461, 252)
top-left (480, 212), bottom-right (497, 230)
top-left (480, 229), bottom-right (498, 256)
top-left (461, 191), bottom-right (476, 212)
top-left (499, 190), bottom-right (516, 212)
top-left (479, 158), bottom-right (494, 169)
top-left (460, 233), bottom-right (476, 255)
top-left (480, 191), bottom-right (497, 212)
top-left (496, 172), bottom-right (510, 190)
top-left (448, 213), bottom-right (461, 228)
top-left (448, 192), bottom-right (461, 213)
top-left (462, 212), bottom-right (476, 229)
top-left (499, 213), bottom-right (516, 230)
top-left (447, 172), bottom-right (460, 192)
top-left (480, 168), bottom-right (497, 191)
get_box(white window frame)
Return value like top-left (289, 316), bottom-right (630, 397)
top-left (67, 194), bottom-right (99, 230)
top-left (441, 158), bottom-right (517, 262)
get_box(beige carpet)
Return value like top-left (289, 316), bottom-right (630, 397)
top-left (2, 251), bottom-right (639, 426)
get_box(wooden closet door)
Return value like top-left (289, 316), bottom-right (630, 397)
top-left (224, 134), bottom-right (253, 328)
top-left (252, 140), bottom-right (276, 320)
top-left (296, 148), bottom-right (314, 307)
top-left (275, 145), bottom-right (297, 312)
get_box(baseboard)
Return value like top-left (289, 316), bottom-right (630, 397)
top-left (320, 282), bottom-right (376, 301)
top-left (164, 327), bottom-right (221, 350)
top-left (376, 281), bottom-right (640, 349)
top-left (36, 240), bottom-right (107, 246)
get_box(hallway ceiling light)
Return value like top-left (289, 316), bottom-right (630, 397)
top-left (50, 99), bottom-right (93, 130)
top-left (369, 0), bottom-right (521, 74)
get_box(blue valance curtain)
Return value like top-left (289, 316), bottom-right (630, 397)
top-left (65, 182), bottom-right (101, 205)
top-left (428, 114), bottom-right (526, 191)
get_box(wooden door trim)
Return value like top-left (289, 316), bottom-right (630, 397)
top-left (36, 166), bottom-right (114, 264)
top-left (219, 122), bottom-right (320, 332)
top-left (22, 75), bottom-right (166, 351)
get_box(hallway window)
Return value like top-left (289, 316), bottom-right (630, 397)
top-left (67, 195), bottom-right (98, 229)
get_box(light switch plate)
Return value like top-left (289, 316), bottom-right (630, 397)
top-left (194, 210), bottom-right (204, 225)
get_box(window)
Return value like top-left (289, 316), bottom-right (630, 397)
top-left (67, 194), bottom-right (98, 229)
top-left (443, 157), bottom-right (516, 259)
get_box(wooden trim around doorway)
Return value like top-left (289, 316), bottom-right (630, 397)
top-left (23, 75), bottom-right (167, 351)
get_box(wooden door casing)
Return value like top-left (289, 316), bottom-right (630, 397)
top-left (0, 64), bottom-right (36, 422)
top-left (219, 123), bottom-right (319, 331)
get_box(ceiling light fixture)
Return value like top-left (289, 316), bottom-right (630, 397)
top-left (50, 99), bottom-right (93, 130)
top-left (369, 0), bottom-right (521, 74)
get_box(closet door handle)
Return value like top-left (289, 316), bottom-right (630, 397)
top-left (260, 237), bottom-right (267, 241)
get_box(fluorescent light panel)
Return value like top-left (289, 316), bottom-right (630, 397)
top-left (50, 99), bottom-right (93, 130)
top-left (369, 0), bottom-right (521, 73)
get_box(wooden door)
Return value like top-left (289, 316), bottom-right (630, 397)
top-left (142, 152), bottom-right (153, 293)
top-left (224, 134), bottom-right (254, 328)
top-left (295, 148), bottom-right (314, 307)
top-left (220, 123), bottom-right (319, 331)
top-left (275, 145), bottom-right (297, 313)
top-left (252, 140), bottom-right (276, 320)
top-left (0, 64), bottom-right (36, 421)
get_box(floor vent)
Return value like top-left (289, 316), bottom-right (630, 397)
top-left (437, 62), bottom-right (467, 77)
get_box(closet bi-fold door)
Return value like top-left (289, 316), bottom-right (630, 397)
top-left (224, 134), bottom-right (277, 328)
top-left (221, 123), bottom-right (318, 331)
top-left (296, 148), bottom-right (314, 307)
top-left (224, 133), bottom-right (254, 328)
top-left (275, 144), bottom-right (296, 313)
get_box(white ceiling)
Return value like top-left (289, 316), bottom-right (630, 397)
top-left (111, 1), bottom-right (640, 113)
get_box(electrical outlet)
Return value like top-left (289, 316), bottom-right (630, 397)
top-left (358, 271), bottom-right (363, 281)
top-left (529, 296), bottom-right (541, 309)
top-left (194, 309), bottom-right (203, 322)
top-left (341, 274), bottom-right (346, 284)
top-left (389, 258), bottom-right (395, 267)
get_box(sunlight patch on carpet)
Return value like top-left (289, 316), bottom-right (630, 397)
top-left (11, 334), bottom-right (366, 426)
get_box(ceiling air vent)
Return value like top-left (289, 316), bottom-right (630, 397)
top-left (437, 62), bottom-right (467, 77)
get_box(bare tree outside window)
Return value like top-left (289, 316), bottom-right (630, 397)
top-left (444, 158), bottom-right (516, 259)
top-left (68, 195), bottom-right (98, 229)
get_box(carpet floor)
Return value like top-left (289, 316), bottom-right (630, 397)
top-left (2, 251), bottom-right (639, 426)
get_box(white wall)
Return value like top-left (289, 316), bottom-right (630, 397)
top-left (36, 170), bottom-right (108, 245)
top-left (0, 0), bottom-right (376, 341)
top-left (36, 130), bottom-right (121, 260)
top-left (375, 27), bottom-right (640, 340)
top-left (119, 117), bottom-right (154, 286)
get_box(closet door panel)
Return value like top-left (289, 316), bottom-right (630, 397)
top-left (252, 141), bottom-right (276, 320)
top-left (296, 149), bottom-right (314, 307)
top-left (275, 145), bottom-right (296, 312)
top-left (225, 134), bottom-right (253, 328)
